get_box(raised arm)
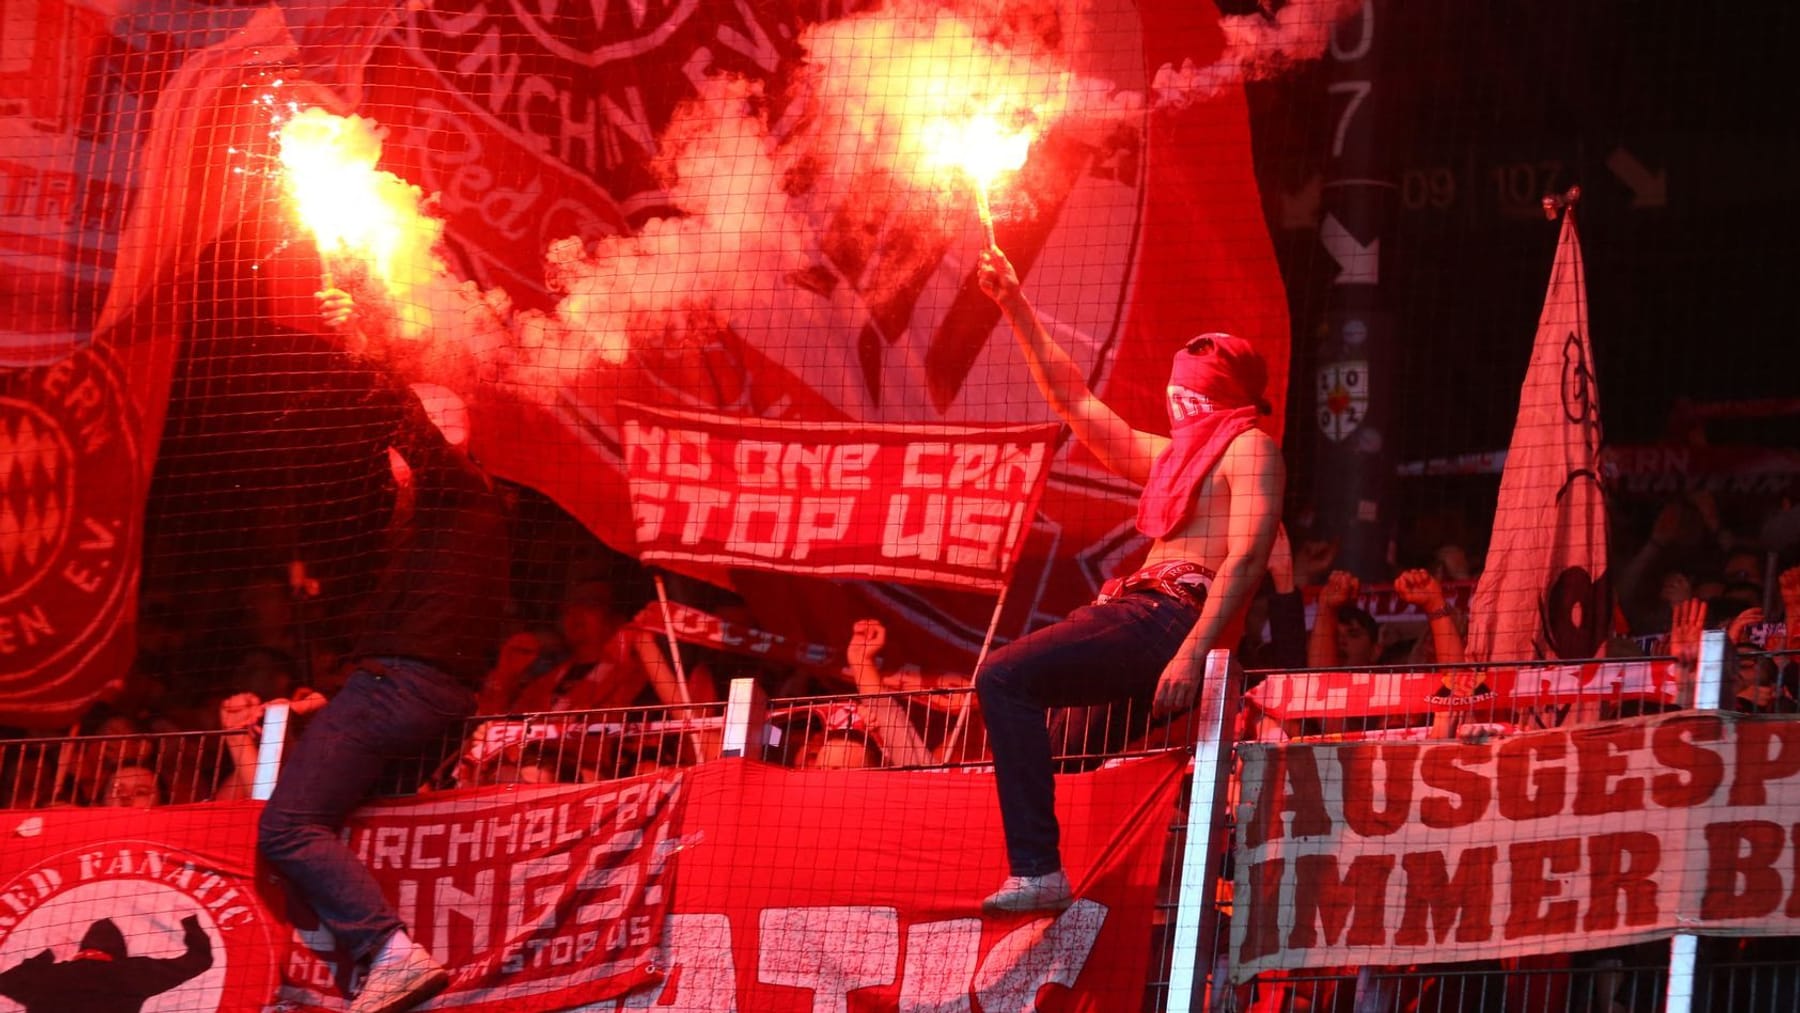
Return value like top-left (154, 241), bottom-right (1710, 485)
top-left (976, 248), bottom-right (1165, 484)
top-left (629, 627), bottom-right (717, 708)
top-left (1153, 429), bottom-right (1284, 716)
top-left (212, 692), bottom-right (265, 802)
top-left (841, 618), bottom-right (933, 766)
top-left (1308, 570), bottom-right (1359, 668)
top-left (1665, 597), bottom-right (1706, 692)
top-left (843, 619), bottom-right (888, 696)
top-left (129, 915), bottom-right (215, 996)
top-left (1395, 568), bottom-right (1465, 664)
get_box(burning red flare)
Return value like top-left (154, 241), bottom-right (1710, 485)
top-left (923, 110), bottom-right (1033, 243)
top-left (276, 108), bottom-right (443, 340)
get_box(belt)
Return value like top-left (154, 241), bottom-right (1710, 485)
top-left (1095, 561), bottom-right (1215, 609)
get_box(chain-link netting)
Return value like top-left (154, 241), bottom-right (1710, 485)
top-left (2, 0), bottom-right (1796, 1010)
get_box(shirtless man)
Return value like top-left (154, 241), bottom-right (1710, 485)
top-left (973, 247), bottom-right (1284, 912)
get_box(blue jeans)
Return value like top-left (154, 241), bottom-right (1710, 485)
top-left (976, 590), bottom-right (1200, 876)
top-left (258, 658), bottom-right (475, 962)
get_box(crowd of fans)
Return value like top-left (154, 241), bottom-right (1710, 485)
top-left (0, 484), bottom-right (1793, 1013)
top-left (2, 485), bottom-right (1794, 813)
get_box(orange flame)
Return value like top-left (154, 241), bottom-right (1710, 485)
top-left (922, 109), bottom-right (1033, 244)
top-left (800, 8), bottom-right (1059, 243)
top-left (922, 110), bottom-right (1033, 193)
top-left (276, 108), bottom-right (443, 338)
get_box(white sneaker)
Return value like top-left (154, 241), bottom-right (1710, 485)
top-left (982, 870), bottom-right (1073, 913)
top-left (350, 937), bottom-right (450, 1013)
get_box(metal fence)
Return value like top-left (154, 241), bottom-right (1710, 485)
top-left (4, 639), bottom-right (1797, 1011)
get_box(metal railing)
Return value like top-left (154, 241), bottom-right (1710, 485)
top-left (0, 727), bottom-right (244, 808)
top-left (4, 639), bottom-right (1798, 1011)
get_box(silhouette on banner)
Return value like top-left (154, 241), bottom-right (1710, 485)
top-left (0, 915), bottom-right (214, 1013)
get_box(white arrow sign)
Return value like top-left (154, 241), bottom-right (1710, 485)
top-left (1321, 213), bottom-right (1379, 285)
top-left (1607, 147), bottom-right (1667, 208)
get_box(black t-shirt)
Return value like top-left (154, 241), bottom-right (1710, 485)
top-left (348, 394), bottom-right (510, 687)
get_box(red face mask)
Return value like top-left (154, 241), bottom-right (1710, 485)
top-left (1136, 333), bottom-right (1267, 539)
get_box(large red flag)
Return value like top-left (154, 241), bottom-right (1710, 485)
top-left (1, 0), bottom-right (379, 726)
top-left (0, 4), bottom-right (311, 727)
top-left (1465, 208), bottom-right (1611, 664)
top-left (369, 0), bottom-right (1293, 669)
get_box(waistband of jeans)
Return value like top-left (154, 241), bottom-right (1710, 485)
top-left (1094, 560), bottom-right (1215, 608)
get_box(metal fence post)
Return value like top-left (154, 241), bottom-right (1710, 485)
top-left (721, 677), bottom-right (769, 759)
top-left (1166, 649), bottom-right (1241, 1013)
top-left (250, 700), bottom-right (291, 802)
top-left (1664, 628), bottom-right (1728, 1013)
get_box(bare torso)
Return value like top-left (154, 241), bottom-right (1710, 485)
top-left (1138, 432), bottom-right (1251, 575)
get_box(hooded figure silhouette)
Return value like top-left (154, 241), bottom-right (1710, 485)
top-left (0, 915), bottom-right (213, 1012)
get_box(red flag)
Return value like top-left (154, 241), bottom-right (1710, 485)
top-left (421, 1), bottom-right (1290, 668)
top-left (0, 4), bottom-right (343, 727)
top-left (0, 6), bottom-right (286, 727)
top-left (1465, 208), bottom-right (1611, 663)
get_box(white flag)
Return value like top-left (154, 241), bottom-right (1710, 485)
top-left (1465, 208), bottom-right (1611, 663)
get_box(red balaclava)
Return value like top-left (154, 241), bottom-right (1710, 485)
top-left (1136, 333), bottom-right (1268, 539)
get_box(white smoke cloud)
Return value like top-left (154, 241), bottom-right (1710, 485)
top-left (506, 76), bottom-right (819, 390)
top-left (340, 0), bottom-right (1367, 412)
top-left (1147, 0), bottom-right (1369, 109)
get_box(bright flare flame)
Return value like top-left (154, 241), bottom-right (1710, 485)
top-left (800, 7), bottom-right (1058, 246)
top-left (276, 108), bottom-right (443, 338)
top-left (922, 110), bottom-right (1033, 244)
top-left (923, 111), bottom-right (1033, 192)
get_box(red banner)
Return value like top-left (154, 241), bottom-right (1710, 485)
top-left (278, 774), bottom-right (680, 1012)
top-left (640, 752), bottom-right (1187, 1011)
top-left (0, 777), bottom-right (676, 1013)
top-left (1602, 444), bottom-right (1800, 497)
top-left (620, 403), bottom-right (1057, 591)
top-left (1247, 660), bottom-right (1676, 721)
top-left (1232, 712), bottom-right (1800, 981)
top-left (0, 803), bottom-right (286, 1013)
top-left (630, 600), bottom-right (839, 671)
top-left (0, 752), bottom-right (1186, 1011)
top-left (1403, 444), bottom-right (1800, 497)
